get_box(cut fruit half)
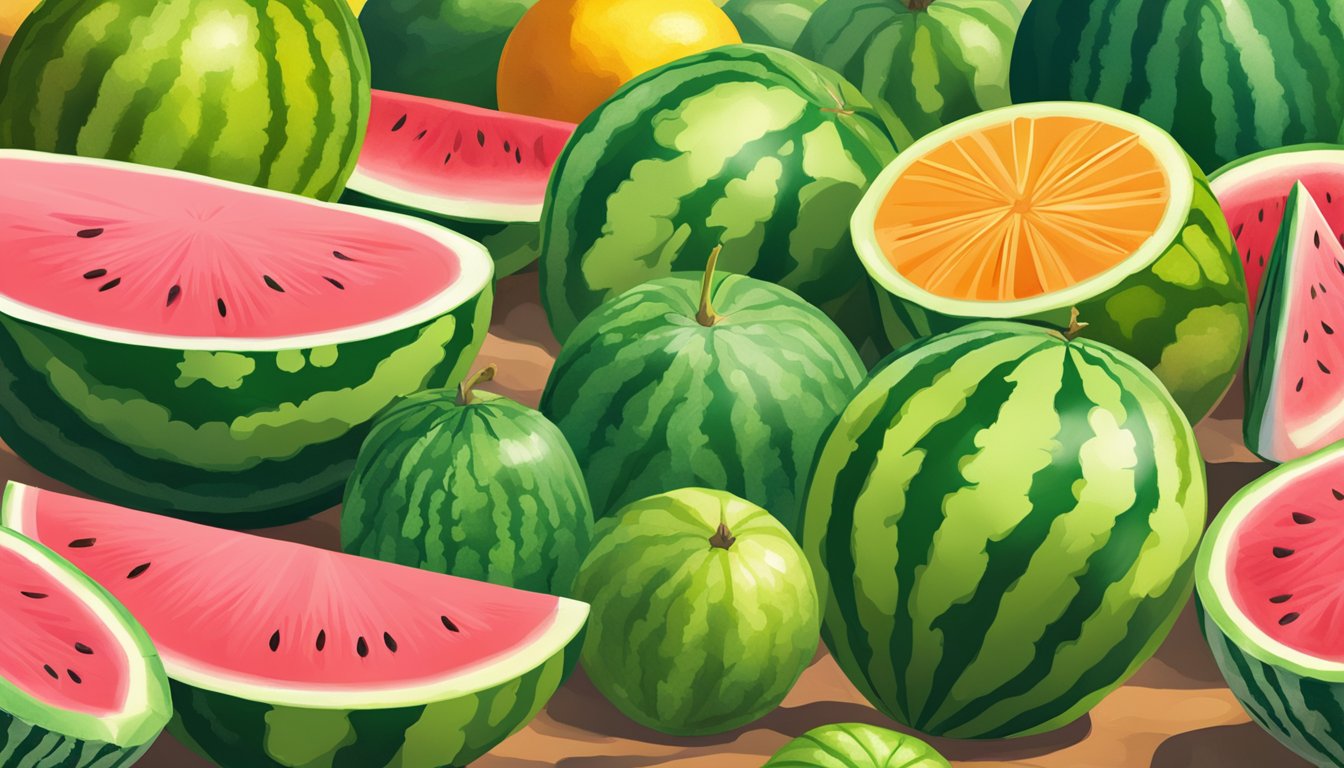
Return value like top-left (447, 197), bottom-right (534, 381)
top-left (1244, 183), bottom-right (1344, 463)
top-left (853, 101), bottom-right (1248, 423)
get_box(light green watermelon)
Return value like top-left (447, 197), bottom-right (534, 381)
top-left (717, 0), bottom-right (824, 49)
top-left (763, 723), bottom-right (950, 768)
top-left (0, 0), bottom-right (369, 201)
top-left (799, 321), bottom-right (1206, 739)
top-left (573, 488), bottom-right (819, 736)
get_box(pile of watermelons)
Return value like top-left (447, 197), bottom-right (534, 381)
top-left (1, 0), bottom-right (1344, 767)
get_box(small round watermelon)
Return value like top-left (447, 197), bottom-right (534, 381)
top-left (342, 365), bottom-right (595, 596)
top-left (800, 320), bottom-right (1206, 739)
top-left (539, 250), bottom-right (866, 529)
top-left (573, 488), bottom-right (820, 736)
top-left (0, 0), bottom-right (369, 201)
top-left (763, 723), bottom-right (950, 768)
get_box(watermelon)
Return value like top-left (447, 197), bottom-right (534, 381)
top-left (0, 0), bottom-right (369, 201)
top-left (0, 526), bottom-right (170, 768)
top-left (799, 321), bottom-right (1206, 739)
top-left (0, 150), bottom-right (493, 527)
top-left (1210, 145), bottom-right (1344, 331)
top-left (360, 0), bottom-right (536, 110)
top-left (572, 488), bottom-right (819, 736)
top-left (341, 89), bottom-right (575, 278)
top-left (539, 250), bottom-right (866, 528)
top-left (854, 101), bottom-right (1248, 424)
top-left (342, 365), bottom-right (595, 596)
top-left (538, 44), bottom-right (900, 361)
top-left (1196, 441), bottom-right (1344, 767)
top-left (717, 0), bottom-right (824, 49)
top-left (792, 0), bottom-right (1023, 147)
top-left (1009, 0), bottom-right (1344, 173)
top-left (1, 482), bottom-right (590, 768)
top-left (762, 723), bottom-right (950, 768)
top-left (1243, 183), bottom-right (1344, 464)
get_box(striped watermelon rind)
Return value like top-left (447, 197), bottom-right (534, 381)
top-left (855, 101), bottom-right (1248, 424)
top-left (762, 722), bottom-right (951, 768)
top-left (0, 0), bottom-right (370, 201)
top-left (800, 321), bottom-right (1206, 739)
top-left (717, 0), bottom-right (824, 49)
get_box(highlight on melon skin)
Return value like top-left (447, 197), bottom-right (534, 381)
top-left (851, 100), bottom-right (1249, 425)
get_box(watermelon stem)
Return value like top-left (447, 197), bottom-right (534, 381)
top-left (709, 522), bottom-right (737, 550)
top-left (905, 0), bottom-right (935, 10)
top-left (1063, 307), bottom-right (1089, 341)
top-left (457, 365), bottom-right (497, 406)
top-left (697, 245), bottom-right (725, 327)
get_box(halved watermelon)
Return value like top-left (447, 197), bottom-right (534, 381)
top-left (342, 90), bottom-right (576, 277)
top-left (1, 482), bottom-right (590, 768)
top-left (1210, 144), bottom-right (1344, 330)
top-left (1197, 441), bottom-right (1344, 766)
top-left (1244, 183), bottom-right (1344, 463)
top-left (0, 525), bottom-right (170, 766)
top-left (0, 149), bottom-right (493, 527)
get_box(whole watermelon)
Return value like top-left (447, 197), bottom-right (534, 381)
top-left (342, 366), bottom-right (594, 596)
top-left (573, 488), bottom-right (820, 735)
top-left (799, 321), bottom-right (1206, 739)
top-left (0, 0), bottom-right (369, 201)
top-left (793, 0), bottom-right (1023, 147)
top-left (763, 723), bottom-right (950, 768)
top-left (717, 0), bottom-right (824, 49)
top-left (360, 0), bottom-right (536, 110)
top-left (1010, 0), bottom-right (1344, 172)
top-left (538, 44), bottom-right (900, 361)
top-left (539, 255), bottom-right (865, 529)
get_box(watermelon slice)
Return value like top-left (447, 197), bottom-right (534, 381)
top-left (1244, 182), bottom-right (1344, 463)
top-left (0, 525), bottom-right (170, 766)
top-left (1210, 144), bottom-right (1344, 329)
top-left (342, 90), bottom-right (576, 278)
top-left (1197, 441), bottom-right (1344, 766)
top-left (0, 149), bottom-right (494, 527)
top-left (1, 481), bottom-right (590, 768)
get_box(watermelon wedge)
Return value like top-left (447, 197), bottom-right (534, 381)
top-left (1211, 145), bottom-right (1344, 330)
top-left (1244, 182), bottom-right (1344, 463)
top-left (0, 525), bottom-right (170, 767)
top-left (342, 90), bottom-right (576, 277)
top-left (1, 482), bottom-right (590, 768)
top-left (0, 149), bottom-right (493, 527)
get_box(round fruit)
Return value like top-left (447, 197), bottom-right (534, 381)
top-left (793, 0), bottom-right (1023, 147)
top-left (799, 320), bottom-right (1206, 739)
top-left (496, 0), bottom-right (740, 123)
top-left (1010, 0), bottom-right (1344, 172)
top-left (342, 365), bottom-right (595, 596)
top-left (763, 723), bottom-right (950, 768)
top-left (718, 0), bottom-right (823, 49)
top-left (539, 249), bottom-right (865, 530)
top-left (361, 0), bottom-right (537, 110)
top-left (0, 0), bottom-right (369, 201)
top-left (539, 44), bottom-right (900, 359)
top-left (573, 488), bottom-right (820, 736)
top-left (854, 100), bottom-right (1248, 424)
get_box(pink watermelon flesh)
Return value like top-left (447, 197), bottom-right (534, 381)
top-left (348, 90), bottom-right (575, 222)
top-left (6, 486), bottom-right (572, 694)
top-left (1, 544), bottom-right (126, 716)
top-left (0, 152), bottom-right (464, 340)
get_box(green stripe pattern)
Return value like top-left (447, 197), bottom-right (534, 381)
top-left (168, 645), bottom-right (575, 768)
top-left (572, 489), bottom-right (820, 736)
top-left (538, 44), bottom-right (900, 362)
top-left (799, 321), bottom-right (1206, 739)
top-left (1009, 0), bottom-right (1344, 172)
top-left (0, 714), bottom-right (148, 768)
top-left (539, 270), bottom-right (865, 530)
top-left (793, 0), bottom-right (1023, 148)
top-left (0, 0), bottom-right (370, 201)
top-left (717, 0), bottom-right (825, 50)
top-left (342, 389), bottom-right (594, 596)
top-left (762, 722), bottom-right (950, 768)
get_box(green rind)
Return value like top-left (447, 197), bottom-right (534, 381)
top-left (0, 287), bottom-right (492, 528)
top-left (538, 43), bottom-right (900, 361)
top-left (0, 0), bottom-right (370, 201)
top-left (762, 722), bottom-right (951, 768)
top-left (1009, 0), bottom-right (1344, 172)
top-left (793, 0), bottom-right (1022, 147)
top-left (538, 271), bottom-right (865, 529)
top-left (799, 321), bottom-right (1206, 739)
top-left (342, 389), bottom-right (595, 596)
top-left (717, 0), bottom-right (824, 49)
top-left (572, 489), bottom-right (820, 736)
top-left (0, 716), bottom-right (151, 768)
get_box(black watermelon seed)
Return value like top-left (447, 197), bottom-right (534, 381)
top-left (1334, 488), bottom-right (1344, 501)
top-left (74, 643), bottom-right (93, 655)
top-left (1319, 360), bottom-right (1331, 374)
top-left (82, 268), bottom-right (107, 279)
top-left (67, 670), bottom-right (81, 684)
top-left (98, 278), bottom-right (121, 292)
top-left (1296, 377), bottom-right (1305, 392)
top-left (1337, 259), bottom-right (1344, 275)
top-left (1279, 612), bottom-right (1301, 625)
top-left (126, 563), bottom-right (150, 579)
top-left (316, 630), bottom-right (326, 652)
top-left (269, 631), bottom-right (280, 652)
top-left (476, 129), bottom-right (485, 146)
top-left (503, 140), bottom-right (511, 153)
top-left (1293, 512), bottom-right (1316, 524)
top-left (515, 148), bottom-right (522, 164)
top-left (384, 632), bottom-right (397, 652)
top-left (357, 637), bottom-right (369, 658)
top-left (1273, 546), bottom-right (1295, 558)
top-left (1234, 223), bottom-right (1244, 239)
top-left (391, 114), bottom-right (407, 132)
top-left (1317, 231), bottom-right (1323, 248)
top-left (415, 129), bottom-right (427, 140)
top-left (21, 591), bottom-right (47, 599)
top-left (43, 665), bottom-right (57, 679)
top-left (76, 228), bottom-right (104, 239)
top-left (1325, 322), bottom-right (1336, 335)
top-left (1258, 208), bottom-right (1264, 222)
top-left (1259, 254), bottom-right (1265, 267)
top-left (441, 615), bottom-right (459, 632)
top-left (264, 275), bottom-right (284, 292)
top-left (1304, 330), bottom-right (1310, 343)
top-left (324, 277), bottom-right (344, 290)
top-left (1244, 249), bottom-right (1251, 265)
top-left (1270, 594), bottom-right (1293, 604)
top-left (332, 250), bottom-right (353, 261)
top-left (1312, 285), bottom-right (1318, 300)
top-left (166, 285), bottom-right (181, 307)
top-left (68, 538), bottom-right (95, 548)
top-left (443, 153), bottom-right (452, 165)
top-left (217, 299), bottom-right (227, 318)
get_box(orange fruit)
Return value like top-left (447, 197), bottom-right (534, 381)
top-left (0, 0), bottom-right (42, 37)
top-left (497, 0), bottom-right (741, 123)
